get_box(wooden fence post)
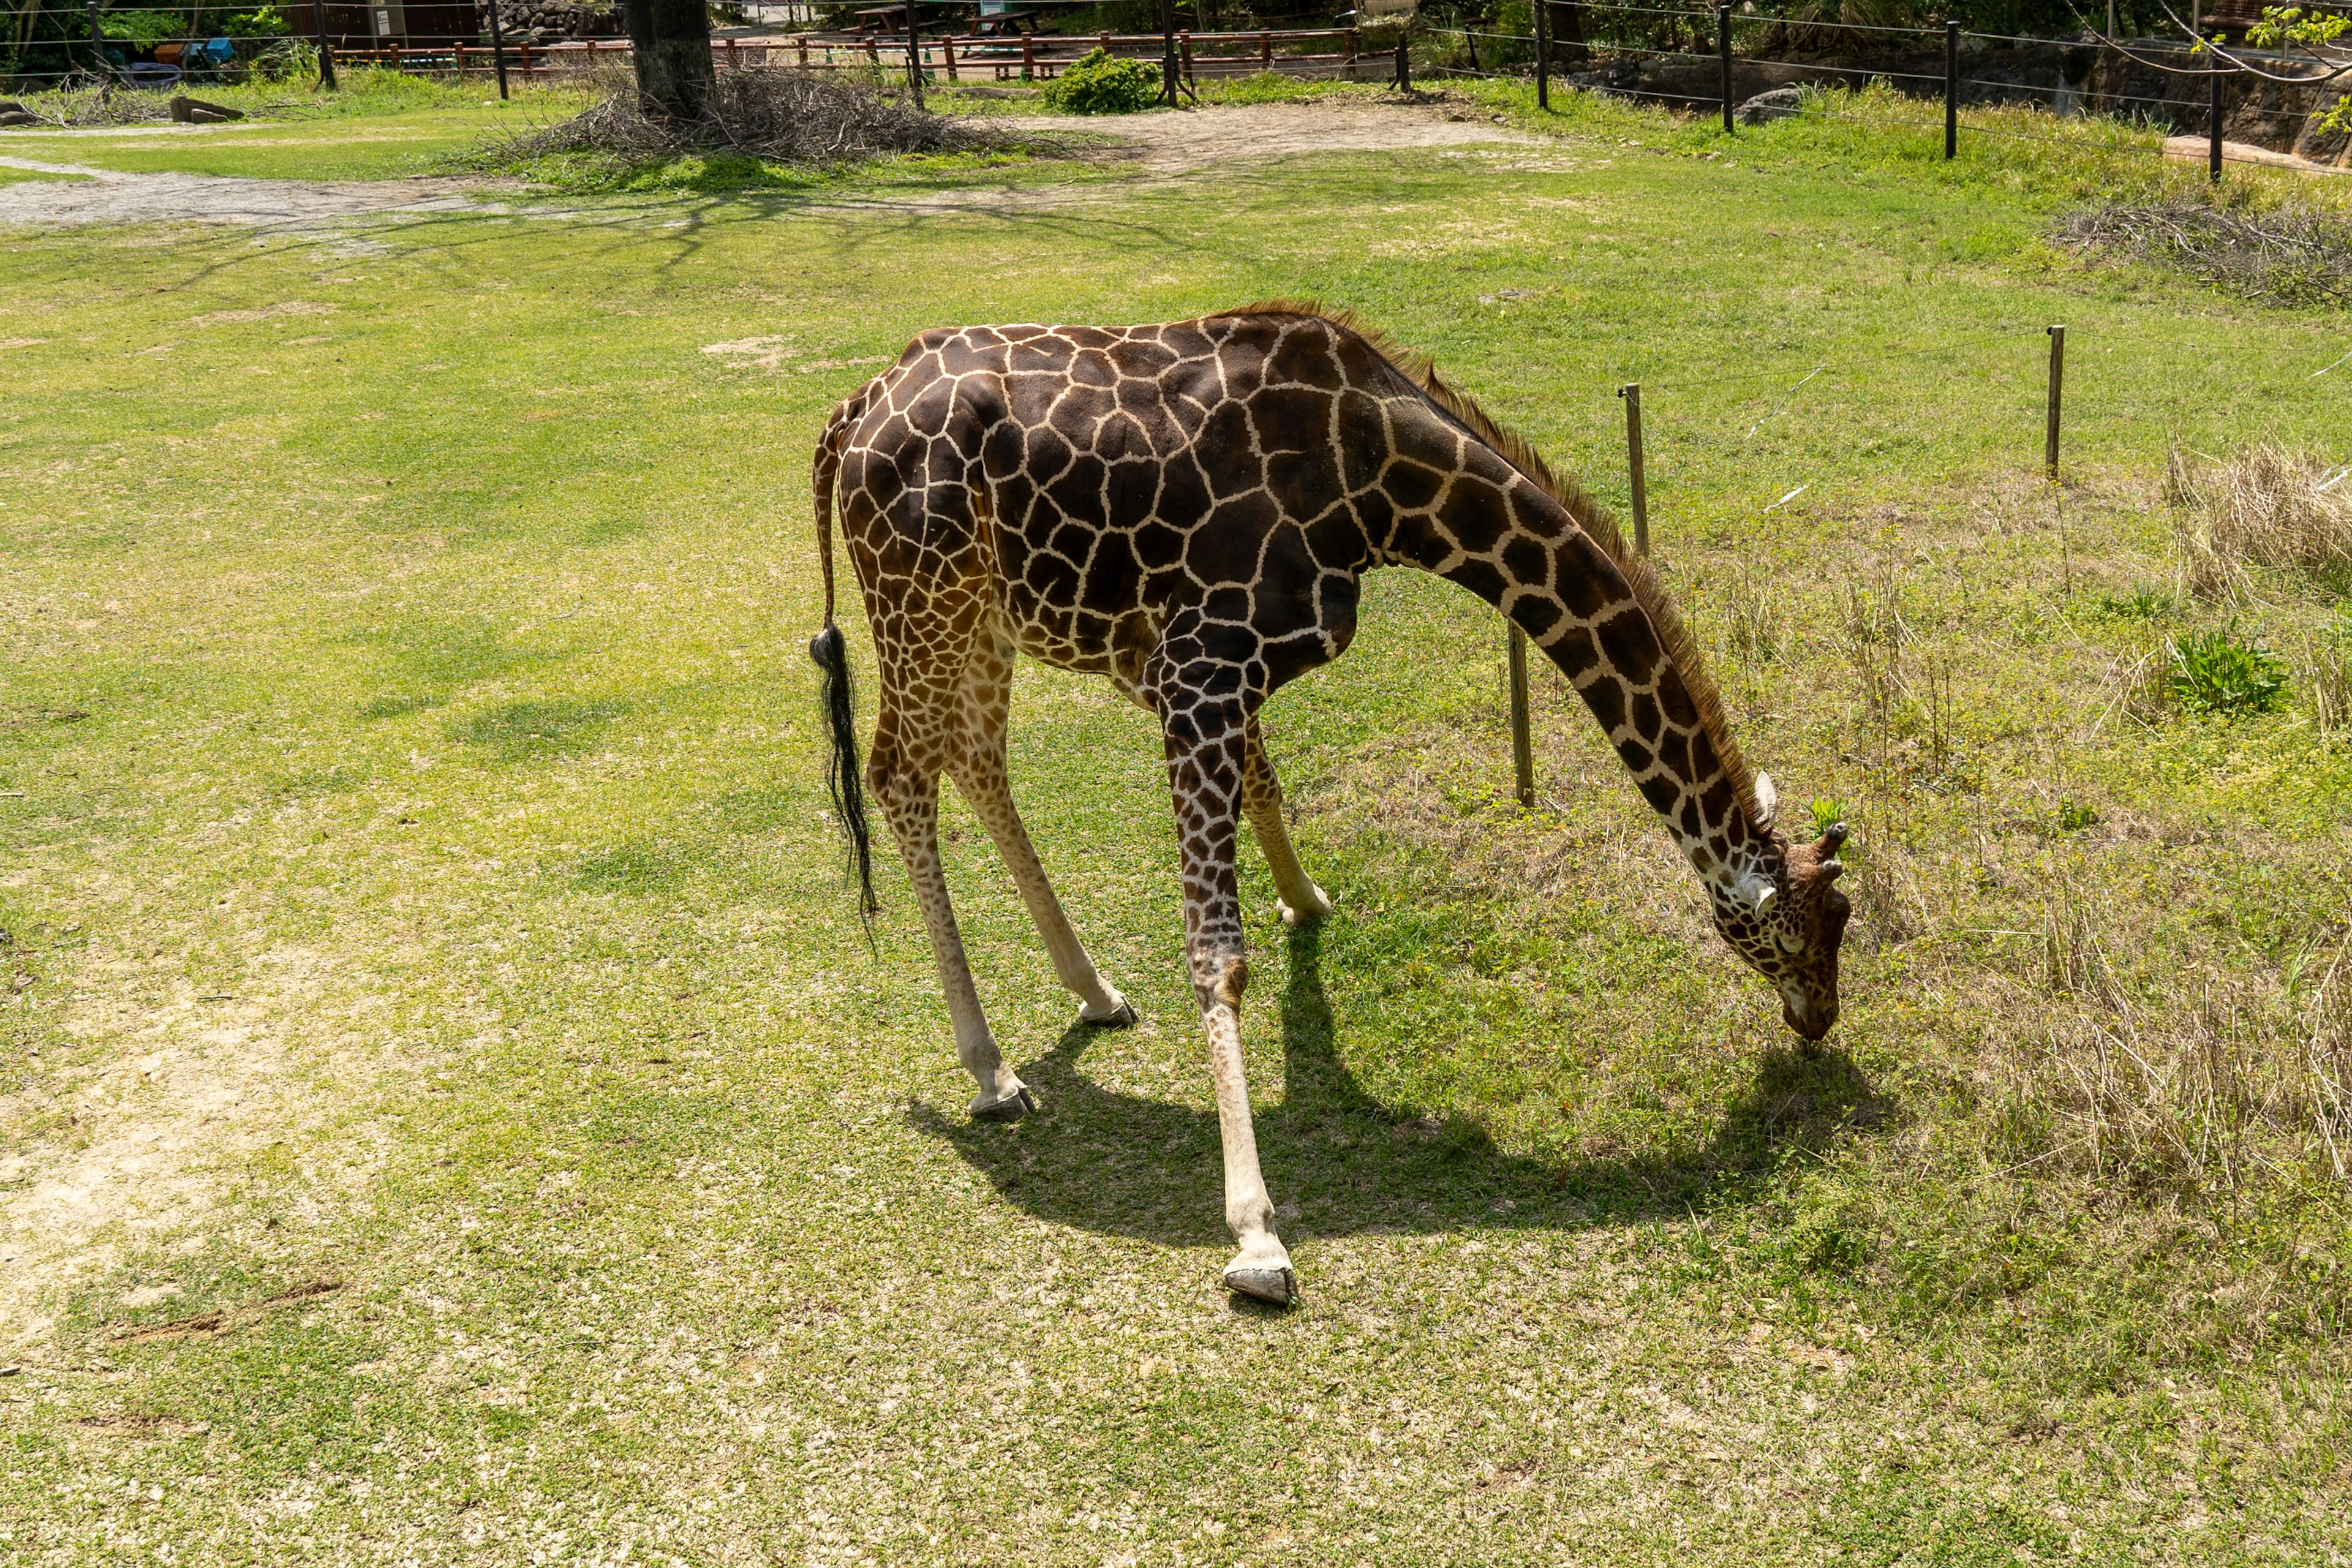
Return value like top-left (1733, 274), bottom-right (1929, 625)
top-left (1718, 4), bottom-right (1733, 134)
top-left (2045, 326), bottom-right (2065, 481)
top-left (312, 0), bottom-right (339, 89)
top-left (1021, 32), bottom-right (1033, 80)
top-left (1508, 627), bottom-right (1535, 807)
top-left (1619, 383), bottom-right (1649, 557)
top-left (2208, 64), bottom-right (2223, 181)
top-left (1395, 31), bottom-right (1409, 90)
top-left (1259, 28), bottom-right (1271, 67)
top-left (1536, 0), bottom-right (1550, 108)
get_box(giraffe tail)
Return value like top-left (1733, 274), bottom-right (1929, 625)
top-left (809, 397), bottom-right (880, 922)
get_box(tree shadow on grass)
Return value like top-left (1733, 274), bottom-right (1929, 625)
top-left (910, 922), bottom-right (1890, 1246)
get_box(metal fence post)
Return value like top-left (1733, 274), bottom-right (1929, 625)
top-left (488, 0), bottom-right (511, 99)
top-left (1718, 6), bottom-right (1733, 134)
top-left (1619, 383), bottom-right (1649, 557)
top-left (1536, 0), bottom-right (1549, 110)
top-left (1507, 627), bottom-right (1535, 808)
top-left (1943, 20), bottom-right (1958, 159)
top-left (2208, 64), bottom-right (2223, 181)
top-left (2045, 325), bottom-right (2065, 481)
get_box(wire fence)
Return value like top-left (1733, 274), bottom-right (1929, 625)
top-left (1401, 1), bottom-right (2350, 179)
top-left (4, 0), bottom-right (2346, 181)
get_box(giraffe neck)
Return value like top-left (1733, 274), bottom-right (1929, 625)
top-left (1388, 491), bottom-right (1777, 898)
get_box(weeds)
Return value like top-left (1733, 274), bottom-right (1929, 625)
top-left (2167, 622), bottom-right (2290, 717)
top-left (1719, 559), bottom-right (1783, 665)
top-left (2096, 581), bottom-right (2173, 619)
top-left (1837, 552), bottom-right (1907, 729)
top-left (2296, 620), bottom-right (2352, 739)
top-left (2167, 441), bottom-right (2352, 600)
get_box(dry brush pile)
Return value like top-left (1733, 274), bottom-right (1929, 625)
top-left (2060, 198), bottom-right (2352, 306)
top-left (488, 65), bottom-right (1033, 167)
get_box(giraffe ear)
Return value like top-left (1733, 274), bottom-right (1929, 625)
top-left (1752, 772), bottom-right (1777, 830)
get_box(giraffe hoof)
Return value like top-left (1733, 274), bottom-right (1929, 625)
top-left (1276, 887), bottom-right (1333, 927)
top-left (970, 1084), bottom-right (1039, 1122)
top-left (1222, 1265), bottom-right (1299, 1307)
top-left (1079, 995), bottom-right (1139, 1028)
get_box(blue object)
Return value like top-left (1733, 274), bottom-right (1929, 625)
top-left (204, 36), bottom-right (236, 64)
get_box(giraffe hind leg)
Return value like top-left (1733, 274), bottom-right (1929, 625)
top-left (869, 718), bottom-right (1038, 1123)
top-left (1242, 718), bottom-right (1333, 927)
top-left (951, 631), bottom-right (1137, 1030)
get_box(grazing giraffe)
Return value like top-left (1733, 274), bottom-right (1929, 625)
top-left (807, 303), bottom-right (1850, 1306)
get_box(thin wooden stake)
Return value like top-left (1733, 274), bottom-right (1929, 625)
top-left (1620, 382), bottom-right (1649, 556)
top-left (2045, 325), bottom-right (2065, 481)
top-left (1943, 20), bottom-right (1956, 159)
top-left (1508, 626), bottom-right (1535, 808)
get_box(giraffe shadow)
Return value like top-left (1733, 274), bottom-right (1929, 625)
top-left (908, 924), bottom-right (1888, 1246)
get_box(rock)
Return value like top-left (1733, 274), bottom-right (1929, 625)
top-left (1737, 86), bottom-right (1805, 124)
top-left (168, 96), bottom-right (244, 124)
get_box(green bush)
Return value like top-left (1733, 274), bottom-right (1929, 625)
top-left (1039, 48), bottom-right (1161, 115)
top-left (2168, 622), bottom-right (2288, 717)
top-left (99, 9), bottom-right (183, 46)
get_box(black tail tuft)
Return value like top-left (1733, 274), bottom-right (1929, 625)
top-left (809, 624), bottom-right (880, 924)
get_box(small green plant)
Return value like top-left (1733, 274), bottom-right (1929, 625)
top-left (2057, 797), bottom-right (2100, 834)
top-left (2097, 582), bottom-right (2170, 619)
top-left (1039, 48), bottom-right (1161, 115)
top-left (2167, 622), bottom-right (2288, 717)
top-left (1809, 797), bottom-right (1850, 837)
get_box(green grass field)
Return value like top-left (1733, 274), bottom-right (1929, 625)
top-left (3, 80), bottom-right (2350, 1564)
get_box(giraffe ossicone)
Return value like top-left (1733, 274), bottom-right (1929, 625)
top-left (808, 303), bottom-right (1852, 1307)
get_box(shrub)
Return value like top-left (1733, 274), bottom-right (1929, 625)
top-left (1040, 48), bottom-right (1161, 115)
top-left (2167, 622), bottom-right (2288, 717)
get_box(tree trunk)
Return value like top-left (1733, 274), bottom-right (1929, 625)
top-left (622, 0), bottom-right (715, 122)
top-left (1552, 1), bottom-right (1589, 67)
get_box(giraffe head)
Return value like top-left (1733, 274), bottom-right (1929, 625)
top-left (1708, 774), bottom-right (1852, 1042)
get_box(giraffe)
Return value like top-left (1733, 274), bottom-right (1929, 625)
top-left (807, 303), bottom-right (1851, 1306)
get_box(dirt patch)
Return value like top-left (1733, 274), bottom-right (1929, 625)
top-left (0, 102), bottom-right (1534, 230)
top-left (1078, 99), bottom-right (1539, 175)
top-left (0, 155), bottom-right (508, 228)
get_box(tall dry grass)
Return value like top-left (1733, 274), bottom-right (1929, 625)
top-left (2000, 878), bottom-right (2352, 1194)
top-left (2168, 442), bottom-right (2352, 601)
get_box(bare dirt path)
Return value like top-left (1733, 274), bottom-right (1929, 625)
top-left (0, 154), bottom-right (507, 227)
top-left (0, 100), bottom-right (1531, 230)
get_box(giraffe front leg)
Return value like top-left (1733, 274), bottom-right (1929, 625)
top-left (870, 744), bottom-right (1035, 1122)
top-left (1243, 718), bottom-right (1332, 927)
top-left (1165, 707), bottom-right (1297, 1306)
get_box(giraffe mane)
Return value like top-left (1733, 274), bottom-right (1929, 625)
top-left (1208, 299), bottom-right (1764, 833)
